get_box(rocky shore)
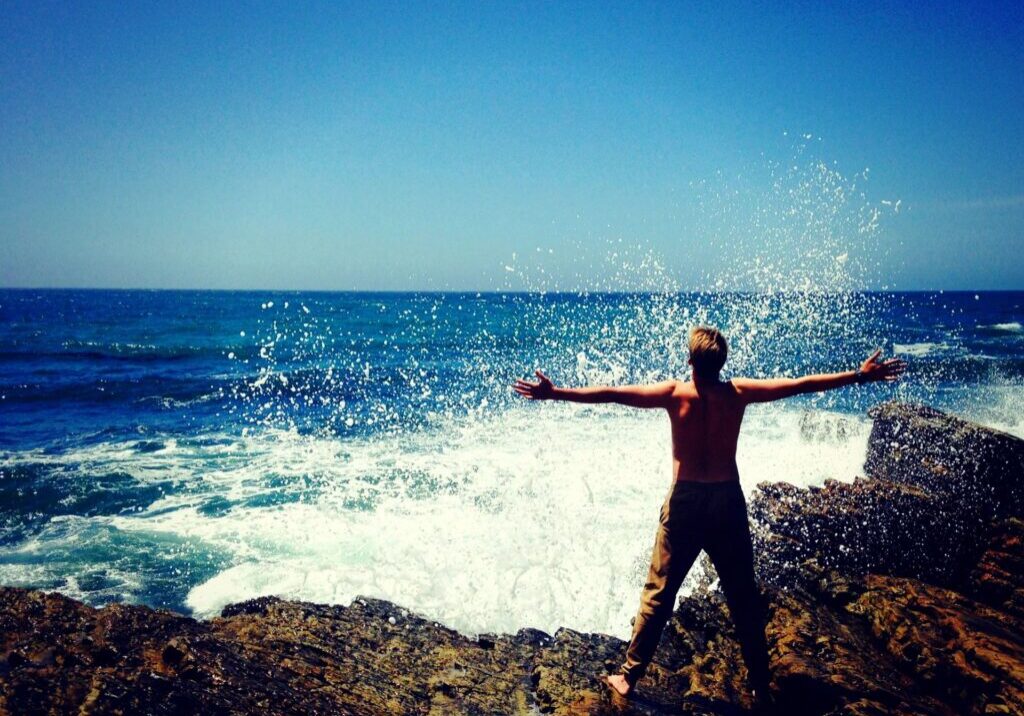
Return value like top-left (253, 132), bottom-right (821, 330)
top-left (2, 402), bottom-right (1023, 715)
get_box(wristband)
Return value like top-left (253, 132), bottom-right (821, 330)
top-left (855, 369), bottom-right (867, 385)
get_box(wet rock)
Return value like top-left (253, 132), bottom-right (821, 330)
top-left (750, 477), bottom-right (966, 588)
top-left (752, 403), bottom-right (1024, 592)
top-left (865, 402), bottom-right (1024, 521)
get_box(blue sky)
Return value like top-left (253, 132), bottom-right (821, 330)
top-left (1, 1), bottom-right (1022, 290)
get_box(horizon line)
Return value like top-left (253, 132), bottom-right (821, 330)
top-left (1, 286), bottom-right (1020, 295)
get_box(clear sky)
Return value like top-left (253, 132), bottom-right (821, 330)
top-left (1, 1), bottom-right (1022, 290)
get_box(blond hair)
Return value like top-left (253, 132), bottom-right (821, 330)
top-left (689, 326), bottom-right (728, 377)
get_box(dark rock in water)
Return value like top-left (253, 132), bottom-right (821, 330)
top-left (754, 403), bottom-right (1024, 592)
top-left (1, 402), bottom-right (1023, 715)
top-left (750, 476), bottom-right (964, 588)
top-left (865, 402), bottom-right (1024, 522)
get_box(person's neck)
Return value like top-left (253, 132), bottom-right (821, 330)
top-left (692, 372), bottom-right (722, 389)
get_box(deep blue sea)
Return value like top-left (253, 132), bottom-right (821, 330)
top-left (1, 289), bottom-right (1022, 636)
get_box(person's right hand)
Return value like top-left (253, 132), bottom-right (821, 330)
top-left (859, 350), bottom-right (907, 382)
top-left (513, 370), bottom-right (555, 400)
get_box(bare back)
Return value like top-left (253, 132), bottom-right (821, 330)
top-left (668, 379), bottom-right (746, 483)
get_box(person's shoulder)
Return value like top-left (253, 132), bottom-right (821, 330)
top-left (671, 379), bottom-right (697, 397)
top-left (728, 377), bottom-right (768, 403)
top-left (706, 378), bottom-right (748, 402)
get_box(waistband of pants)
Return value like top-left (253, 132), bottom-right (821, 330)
top-left (672, 479), bottom-right (743, 492)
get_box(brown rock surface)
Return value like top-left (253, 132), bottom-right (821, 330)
top-left (767, 588), bottom-right (953, 715)
top-left (970, 518), bottom-right (1024, 621)
top-left (0, 585), bottom-right (747, 715)
top-left (2, 403), bottom-right (1023, 715)
top-left (850, 574), bottom-right (1024, 715)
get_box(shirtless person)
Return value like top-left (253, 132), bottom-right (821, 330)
top-left (513, 326), bottom-right (906, 704)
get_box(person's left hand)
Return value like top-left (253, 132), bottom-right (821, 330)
top-left (860, 349), bottom-right (907, 382)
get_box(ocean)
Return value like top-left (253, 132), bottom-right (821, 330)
top-left (1, 288), bottom-right (1022, 638)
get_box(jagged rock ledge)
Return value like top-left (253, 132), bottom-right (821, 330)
top-left (2, 403), bottom-right (1023, 715)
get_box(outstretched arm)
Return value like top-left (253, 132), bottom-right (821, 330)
top-left (734, 350), bottom-right (907, 404)
top-left (513, 370), bottom-right (676, 409)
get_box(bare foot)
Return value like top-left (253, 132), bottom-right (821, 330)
top-left (604, 674), bottom-right (632, 697)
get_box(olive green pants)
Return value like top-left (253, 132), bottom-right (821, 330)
top-left (620, 480), bottom-right (770, 691)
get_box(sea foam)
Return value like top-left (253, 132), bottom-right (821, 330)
top-left (173, 406), bottom-right (868, 637)
top-left (984, 321), bottom-right (1023, 333)
top-left (894, 342), bottom-right (948, 357)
